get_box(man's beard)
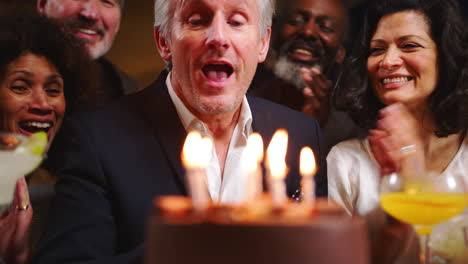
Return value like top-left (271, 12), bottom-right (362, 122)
top-left (61, 17), bottom-right (111, 59)
top-left (273, 55), bottom-right (321, 91)
top-left (272, 38), bottom-right (331, 91)
top-left (85, 36), bottom-right (113, 59)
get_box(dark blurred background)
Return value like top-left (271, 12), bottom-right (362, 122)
top-left (2, 0), bottom-right (467, 87)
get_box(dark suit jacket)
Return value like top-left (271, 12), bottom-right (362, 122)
top-left (33, 72), bottom-right (327, 263)
top-left (249, 64), bottom-right (366, 154)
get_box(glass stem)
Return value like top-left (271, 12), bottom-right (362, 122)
top-left (419, 233), bottom-right (431, 264)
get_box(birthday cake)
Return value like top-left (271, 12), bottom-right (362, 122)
top-left (145, 195), bottom-right (369, 264)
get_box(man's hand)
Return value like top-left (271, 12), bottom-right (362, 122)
top-left (0, 178), bottom-right (32, 264)
top-left (300, 67), bottom-right (332, 125)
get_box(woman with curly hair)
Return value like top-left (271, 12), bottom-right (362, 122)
top-left (0, 5), bottom-right (96, 264)
top-left (328, 0), bottom-right (468, 262)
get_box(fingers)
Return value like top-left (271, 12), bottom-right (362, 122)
top-left (300, 67), bottom-right (332, 122)
top-left (302, 86), bottom-right (313, 97)
top-left (300, 67), bottom-right (330, 99)
top-left (1, 179), bottom-right (32, 264)
top-left (14, 178), bottom-right (32, 235)
top-left (376, 135), bottom-right (401, 165)
top-left (15, 178), bottom-right (31, 212)
top-left (302, 88), bottom-right (320, 110)
top-left (13, 178), bottom-right (33, 245)
top-left (368, 130), bottom-right (399, 175)
top-left (379, 102), bottom-right (407, 117)
top-left (378, 104), bottom-right (416, 139)
top-left (310, 68), bottom-right (330, 95)
top-left (370, 127), bottom-right (403, 162)
top-left (377, 104), bottom-right (422, 153)
top-left (373, 104), bottom-right (426, 177)
top-left (368, 129), bottom-right (387, 138)
top-left (0, 199), bottom-right (16, 258)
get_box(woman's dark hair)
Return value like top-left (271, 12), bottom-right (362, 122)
top-left (334, 0), bottom-right (468, 137)
top-left (0, 4), bottom-right (98, 114)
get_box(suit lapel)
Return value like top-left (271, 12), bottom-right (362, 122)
top-left (138, 92), bottom-right (281, 195)
top-left (140, 71), bottom-right (188, 195)
top-left (249, 96), bottom-right (277, 144)
top-left (249, 96), bottom-right (279, 191)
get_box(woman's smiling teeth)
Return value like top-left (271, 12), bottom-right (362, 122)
top-left (382, 76), bottom-right (413, 84)
top-left (19, 121), bottom-right (52, 133)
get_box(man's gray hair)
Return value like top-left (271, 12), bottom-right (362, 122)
top-left (154, 0), bottom-right (275, 40)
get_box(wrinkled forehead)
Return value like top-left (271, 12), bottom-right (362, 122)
top-left (173, 0), bottom-right (259, 14)
top-left (289, 0), bottom-right (346, 20)
top-left (47, 0), bottom-right (124, 8)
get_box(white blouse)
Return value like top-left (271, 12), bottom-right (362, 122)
top-left (327, 134), bottom-right (468, 263)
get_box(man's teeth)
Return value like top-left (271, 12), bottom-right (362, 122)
top-left (25, 122), bottom-right (51, 129)
top-left (383, 77), bottom-right (410, 84)
top-left (292, 48), bottom-right (313, 56)
top-left (79, 28), bottom-right (98, 35)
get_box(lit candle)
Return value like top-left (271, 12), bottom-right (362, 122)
top-left (181, 131), bottom-right (212, 211)
top-left (300, 146), bottom-right (317, 204)
top-left (242, 133), bottom-right (264, 202)
top-left (266, 129), bottom-right (288, 207)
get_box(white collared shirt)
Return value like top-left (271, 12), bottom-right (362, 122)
top-left (166, 72), bottom-right (253, 204)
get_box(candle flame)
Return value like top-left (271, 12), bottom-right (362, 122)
top-left (267, 129), bottom-right (288, 179)
top-left (249, 133), bottom-right (264, 162)
top-left (182, 131), bottom-right (212, 168)
top-left (242, 133), bottom-right (264, 173)
top-left (270, 160), bottom-right (287, 179)
top-left (300, 146), bottom-right (316, 177)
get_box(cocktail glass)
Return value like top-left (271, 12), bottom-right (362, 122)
top-left (380, 172), bottom-right (468, 264)
top-left (0, 132), bottom-right (46, 212)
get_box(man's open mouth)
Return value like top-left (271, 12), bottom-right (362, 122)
top-left (75, 26), bottom-right (104, 40)
top-left (202, 63), bottom-right (234, 82)
top-left (287, 44), bottom-right (321, 63)
top-left (64, 17), bottom-right (105, 39)
top-left (19, 120), bottom-right (53, 134)
top-left (289, 46), bottom-right (316, 57)
top-left (280, 37), bottom-right (325, 65)
top-left (78, 28), bottom-right (100, 36)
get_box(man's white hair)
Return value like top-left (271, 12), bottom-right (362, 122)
top-left (153, 0), bottom-right (275, 40)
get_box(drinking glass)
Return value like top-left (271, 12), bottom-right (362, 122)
top-left (380, 172), bottom-right (468, 264)
top-left (0, 132), bottom-right (45, 212)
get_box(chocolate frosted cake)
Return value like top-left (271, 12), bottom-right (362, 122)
top-left (146, 196), bottom-right (369, 264)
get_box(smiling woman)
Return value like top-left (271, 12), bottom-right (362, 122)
top-left (0, 54), bottom-right (66, 147)
top-left (333, 0), bottom-right (468, 135)
top-left (0, 4), bottom-right (96, 264)
top-left (328, 0), bottom-right (468, 262)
